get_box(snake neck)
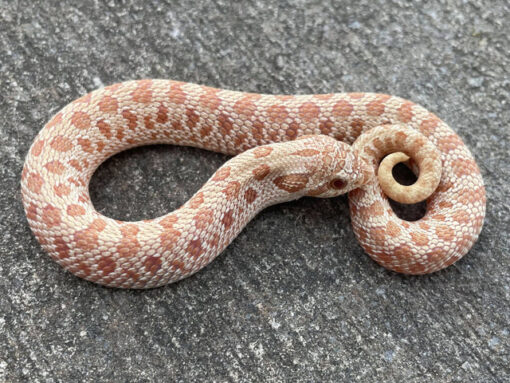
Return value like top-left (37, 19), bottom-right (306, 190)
top-left (212, 134), bottom-right (375, 209)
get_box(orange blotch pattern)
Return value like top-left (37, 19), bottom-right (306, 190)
top-left (71, 112), bottom-right (90, 129)
top-left (267, 105), bottom-right (289, 123)
top-left (366, 95), bottom-right (390, 116)
top-left (189, 192), bottom-right (205, 209)
top-left (122, 109), bottom-right (138, 130)
top-left (213, 167), bottom-right (231, 181)
top-left (435, 225), bottom-right (455, 242)
top-left (234, 133), bottom-right (247, 148)
top-left (292, 149), bottom-right (320, 157)
top-left (44, 160), bottom-right (66, 175)
top-left (452, 158), bottom-right (478, 178)
top-left (253, 164), bottom-right (271, 180)
top-left (234, 98), bottom-right (257, 118)
top-left (438, 201), bottom-right (453, 209)
top-left (159, 227), bottom-right (181, 252)
top-left (298, 102), bottom-right (320, 121)
top-left (31, 139), bottom-right (45, 156)
top-left (393, 243), bottom-right (413, 261)
top-left (187, 239), bottom-right (204, 259)
top-left (157, 104), bottom-right (169, 124)
top-left (218, 113), bottom-right (233, 135)
top-left (170, 259), bottom-right (187, 273)
top-left (385, 221), bottom-right (401, 237)
top-left (398, 102), bottom-right (414, 122)
top-left (144, 256), bottom-right (162, 275)
top-left (419, 222), bottom-right (430, 231)
top-left (244, 188), bottom-right (257, 204)
top-left (77, 137), bottom-right (94, 153)
top-left (53, 236), bottom-right (70, 259)
top-left (452, 210), bottom-right (470, 225)
top-left (193, 208), bottom-right (214, 229)
top-left (223, 181), bottom-right (241, 200)
top-left (349, 119), bottom-right (364, 138)
top-left (42, 205), bottom-right (61, 227)
top-left (199, 91), bottom-right (221, 111)
top-left (144, 116), bottom-right (155, 130)
top-left (437, 134), bottom-right (464, 153)
top-left (411, 231), bottom-right (429, 246)
top-left (222, 209), bottom-right (235, 229)
top-left (26, 203), bottom-right (38, 221)
top-left (420, 115), bottom-right (440, 136)
top-left (332, 100), bottom-right (353, 118)
top-left (186, 108), bottom-right (200, 129)
top-left (67, 204), bottom-right (85, 216)
top-left (319, 119), bottom-right (334, 135)
top-left (97, 120), bottom-right (112, 139)
top-left (71, 111), bottom-right (91, 130)
top-left (286, 123), bottom-right (298, 139)
top-left (359, 202), bottom-right (385, 217)
top-left (159, 215), bottom-right (178, 228)
top-left (208, 233), bottom-right (221, 248)
top-left (251, 120), bottom-right (265, 142)
top-left (97, 256), bottom-right (116, 276)
top-left (68, 159), bottom-right (82, 171)
top-left (131, 80), bottom-right (153, 103)
top-left (50, 136), bottom-right (73, 152)
top-left (200, 125), bottom-right (212, 138)
top-left (273, 174), bottom-right (309, 193)
top-left (253, 146), bottom-right (273, 158)
top-left (54, 184), bottom-right (71, 197)
top-left (73, 218), bottom-right (107, 251)
top-left (27, 172), bottom-right (44, 194)
top-left (168, 82), bottom-right (187, 104)
top-left (98, 95), bottom-right (119, 113)
top-left (96, 141), bottom-right (106, 152)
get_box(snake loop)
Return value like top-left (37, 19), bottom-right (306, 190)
top-left (21, 79), bottom-right (486, 288)
top-left (354, 124), bottom-right (442, 205)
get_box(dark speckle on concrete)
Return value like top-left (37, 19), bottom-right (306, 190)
top-left (1, 0), bottom-right (509, 381)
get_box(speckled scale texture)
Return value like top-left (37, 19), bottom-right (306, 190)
top-left (20, 79), bottom-right (486, 288)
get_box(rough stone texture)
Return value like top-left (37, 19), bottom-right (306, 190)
top-left (1, 0), bottom-right (509, 381)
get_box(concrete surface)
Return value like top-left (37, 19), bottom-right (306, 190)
top-left (1, 0), bottom-right (509, 381)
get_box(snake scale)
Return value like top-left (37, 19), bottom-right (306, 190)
top-left (21, 79), bottom-right (486, 288)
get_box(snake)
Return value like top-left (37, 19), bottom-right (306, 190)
top-left (20, 79), bottom-right (486, 288)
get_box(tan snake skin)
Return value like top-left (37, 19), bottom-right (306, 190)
top-left (21, 79), bottom-right (486, 288)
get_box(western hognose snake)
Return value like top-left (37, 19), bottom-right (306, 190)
top-left (21, 80), bottom-right (486, 288)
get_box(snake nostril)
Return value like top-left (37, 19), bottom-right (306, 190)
top-left (331, 178), bottom-right (346, 190)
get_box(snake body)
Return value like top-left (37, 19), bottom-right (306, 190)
top-left (21, 80), bottom-right (486, 288)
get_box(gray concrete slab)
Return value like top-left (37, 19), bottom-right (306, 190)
top-left (1, 0), bottom-right (508, 381)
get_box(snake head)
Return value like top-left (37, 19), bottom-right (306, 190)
top-left (292, 136), bottom-right (373, 198)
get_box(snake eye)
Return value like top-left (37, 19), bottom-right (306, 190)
top-left (331, 178), bottom-right (346, 190)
